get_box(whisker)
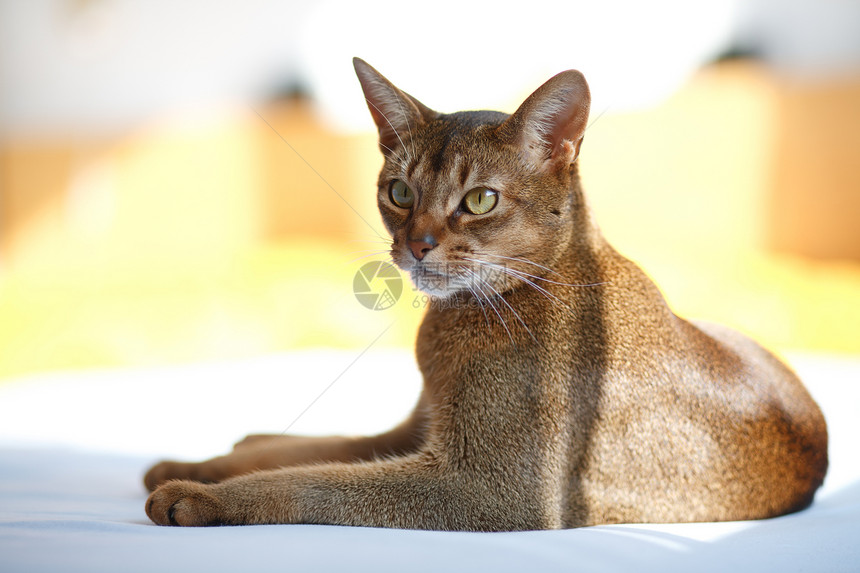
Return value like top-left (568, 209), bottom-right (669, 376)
top-left (345, 249), bottom-right (390, 256)
top-left (465, 258), bottom-right (571, 316)
top-left (344, 236), bottom-right (392, 244)
top-left (473, 271), bottom-right (537, 344)
top-left (473, 252), bottom-right (562, 278)
top-left (501, 268), bottom-right (569, 309)
top-left (347, 251), bottom-right (393, 264)
top-left (344, 242), bottom-right (393, 252)
top-left (466, 269), bottom-right (514, 344)
top-left (464, 256), bottom-right (607, 288)
top-left (462, 269), bottom-right (492, 332)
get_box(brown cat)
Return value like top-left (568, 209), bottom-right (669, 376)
top-left (144, 58), bottom-right (828, 530)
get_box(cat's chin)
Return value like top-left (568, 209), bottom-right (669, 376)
top-left (408, 268), bottom-right (463, 299)
top-left (402, 260), bottom-right (514, 301)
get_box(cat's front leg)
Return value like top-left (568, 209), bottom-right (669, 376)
top-left (146, 455), bottom-right (437, 528)
top-left (143, 438), bottom-right (320, 491)
top-left (144, 401), bottom-right (429, 490)
top-left (145, 453), bottom-right (556, 531)
top-left (143, 431), bottom-right (420, 491)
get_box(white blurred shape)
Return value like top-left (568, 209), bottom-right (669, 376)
top-left (734, 0), bottom-right (860, 77)
top-left (0, 349), bottom-right (422, 459)
top-left (301, 0), bottom-right (738, 131)
top-left (0, 0), bottom-right (737, 138)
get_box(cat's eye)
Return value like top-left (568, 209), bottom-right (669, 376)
top-left (389, 179), bottom-right (414, 209)
top-left (462, 187), bottom-right (498, 215)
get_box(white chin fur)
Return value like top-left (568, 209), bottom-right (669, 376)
top-left (408, 269), bottom-right (464, 299)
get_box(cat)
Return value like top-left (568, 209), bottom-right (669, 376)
top-left (144, 58), bottom-right (828, 530)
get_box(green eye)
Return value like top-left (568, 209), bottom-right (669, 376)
top-left (389, 179), bottom-right (414, 208)
top-left (462, 187), bottom-right (498, 215)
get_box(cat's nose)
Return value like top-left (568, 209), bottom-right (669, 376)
top-left (407, 235), bottom-right (437, 261)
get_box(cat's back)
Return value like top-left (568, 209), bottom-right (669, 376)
top-left (685, 318), bottom-right (828, 498)
top-left (578, 258), bottom-right (828, 525)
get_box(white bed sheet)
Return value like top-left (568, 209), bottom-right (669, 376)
top-left (0, 350), bottom-right (858, 573)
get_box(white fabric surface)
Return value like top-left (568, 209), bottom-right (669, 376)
top-left (0, 350), bottom-right (858, 573)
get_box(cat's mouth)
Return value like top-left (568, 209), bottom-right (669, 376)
top-left (408, 264), bottom-right (462, 298)
top-left (406, 259), bottom-right (512, 300)
top-left (392, 247), bottom-right (514, 299)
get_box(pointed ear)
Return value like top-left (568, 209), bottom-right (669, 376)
top-left (497, 70), bottom-right (591, 170)
top-left (353, 58), bottom-right (437, 157)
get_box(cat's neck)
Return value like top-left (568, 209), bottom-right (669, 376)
top-left (546, 166), bottom-right (607, 273)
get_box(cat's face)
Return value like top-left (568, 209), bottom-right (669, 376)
top-left (376, 113), bottom-right (569, 298)
top-left (354, 59), bottom-right (591, 300)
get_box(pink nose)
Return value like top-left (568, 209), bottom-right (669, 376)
top-left (407, 237), bottom-right (436, 261)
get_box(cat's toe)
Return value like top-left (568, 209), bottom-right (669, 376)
top-left (146, 481), bottom-right (223, 526)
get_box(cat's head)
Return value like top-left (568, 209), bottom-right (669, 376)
top-left (354, 58), bottom-right (590, 299)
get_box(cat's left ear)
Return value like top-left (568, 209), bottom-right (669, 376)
top-left (498, 70), bottom-right (591, 171)
top-left (353, 58), bottom-right (438, 157)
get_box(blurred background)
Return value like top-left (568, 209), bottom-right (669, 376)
top-left (1, 0), bottom-right (859, 381)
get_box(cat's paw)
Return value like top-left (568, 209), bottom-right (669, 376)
top-left (146, 481), bottom-right (224, 526)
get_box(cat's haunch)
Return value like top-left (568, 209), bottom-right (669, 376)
top-left (145, 59), bottom-right (827, 530)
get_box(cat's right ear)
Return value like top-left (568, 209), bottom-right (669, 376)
top-left (353, 58), bottom-right (437, 157)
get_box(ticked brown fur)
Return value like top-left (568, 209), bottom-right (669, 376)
top-left (145, 59), bottom-right (827, 530)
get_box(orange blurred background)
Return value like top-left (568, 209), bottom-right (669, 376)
top-left (1, 1), bottom-right (859, 380)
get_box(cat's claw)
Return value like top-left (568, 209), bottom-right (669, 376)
top-left (146, 481), bottom-right (223, 527)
